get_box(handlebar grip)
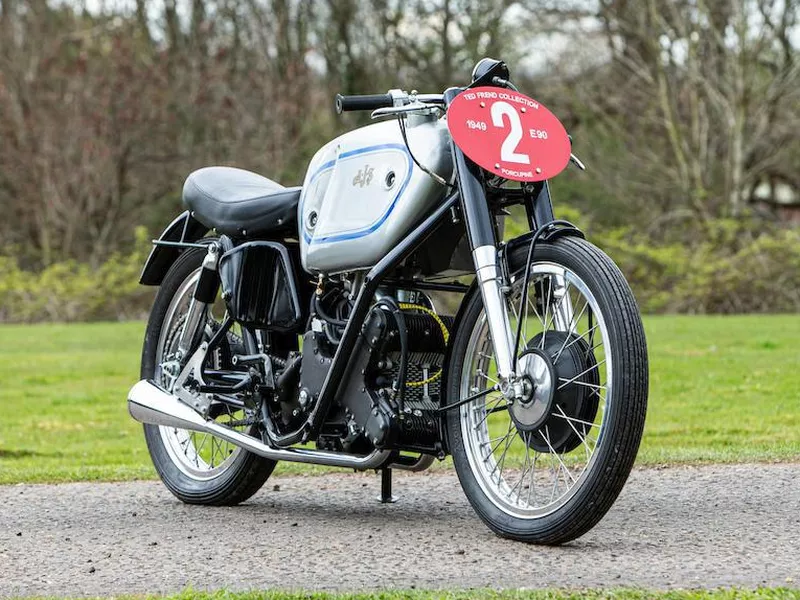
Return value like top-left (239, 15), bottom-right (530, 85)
top-left (335, 93), bottom-right (394, 114)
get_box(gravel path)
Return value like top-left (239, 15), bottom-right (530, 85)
top-left (1, 463), bottom-right (798, 598)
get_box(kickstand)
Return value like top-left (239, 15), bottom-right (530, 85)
top-left (377, 467), bottom-right (397, 503)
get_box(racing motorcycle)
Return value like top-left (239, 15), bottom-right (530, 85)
top-left (128, 58), bottom-right (648, 544)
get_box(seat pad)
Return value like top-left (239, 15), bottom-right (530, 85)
top-left (183, 166), bottom-right (300, 237)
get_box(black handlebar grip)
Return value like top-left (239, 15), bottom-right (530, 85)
top-left (335, 93), bottom-right (394, 114)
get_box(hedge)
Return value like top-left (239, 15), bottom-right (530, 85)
top-left (2, 218), bottom-right (799, 323)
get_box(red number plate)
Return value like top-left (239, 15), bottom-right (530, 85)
top-left (447, 87), bottom-right (571, 182)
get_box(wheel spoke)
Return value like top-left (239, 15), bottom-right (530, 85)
top-left (541, 425), bottom-right (576, 485)
top-left (552, 321), bottom-right (598, 363)
top-left (542, 279), bottom-right (572, 335)
top-left (551, 300), bottom-right (591, 363)
top-left (558, 378), bottom-right (606, 392)
top-left (527, 450), bottom-right (538, 507)
top-left (540, 276), bottom-right (553, 348)
top-left (194, 431), bottom-right (210, 456)
top-left (471, 392), bottom-right (501, 411)
top-left (494, 430), bottom-right (516, 482)
top-left (154, 265), bottom-right (244, 480)
top-left (508, 432), bottom-right (532, 503)
top-left (488, 420), bottom-right (515, 478)
top-left (526, 295), bottom-right (545, 331)
top-left (520, 433), bottom-right (532, 504)
top-left (481, 432), bottom-right (514, 448)
top-left (474, 396), bottom-right (507, 430)
top-left (210, 436), bottom-right (218, 468)
top-left (483, 423), bottom-right (511, 462)
top-left (557, 359), bottom-right (606, 391)
top-left (551, 412), bottom-right (601, 430)
top-left (476, 369), bottom-right (499, 386)
top-left (555, 404), bottom-right (596, 458)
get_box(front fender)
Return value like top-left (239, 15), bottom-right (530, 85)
top-left (139, 211), bottom-right (209, 286)
top-left (502, 221), bottom-right (585, 265)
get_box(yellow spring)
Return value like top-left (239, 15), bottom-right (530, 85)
top-left (397, 303), bottom-right (450, 387)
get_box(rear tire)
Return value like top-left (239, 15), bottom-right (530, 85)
top-left (446, 236), bottom-right (648, 544)
top-left (141, 245), bottom-right (276, 506)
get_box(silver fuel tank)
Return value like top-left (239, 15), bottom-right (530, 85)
top-left (298, 115), bottom-right (453, 274)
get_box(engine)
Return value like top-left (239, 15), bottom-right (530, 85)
top-left (279, 278), bottom-right (451, 457)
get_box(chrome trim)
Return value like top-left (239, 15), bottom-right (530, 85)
top-left (371, 103), bottom-right (440, 119)
top-left (389, 88), bottom-right (406, 107)
top-left (128, 380), bottom-right (392, 470)
top-left (472, 244), bottom-right (516, 383)
top-left (551, 273), bottom-right (574, 330)
top-left (172, 342), bottom-right (212, 415)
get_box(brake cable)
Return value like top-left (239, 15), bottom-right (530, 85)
top-left (511, 220), bottom-right (585, 367)
top-left (396, 115), bottom-right (457, 191)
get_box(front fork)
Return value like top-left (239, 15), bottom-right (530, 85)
top-left (446, 88), bottom-right (567, 397)
top-left (450, 136), bottom-right (519, 396)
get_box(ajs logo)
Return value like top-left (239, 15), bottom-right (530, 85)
top-left (352, 165), bottom-right (374, 188)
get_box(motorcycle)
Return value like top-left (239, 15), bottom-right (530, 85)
top-left (128, 58), bottom-right (648, 544)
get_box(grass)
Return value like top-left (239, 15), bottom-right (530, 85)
top-left (638, 316), bottom-right (800, 464)
top-left (0, 316), bottom-right (798, 484)
top-left (19, 589), bottom-right (800, 600)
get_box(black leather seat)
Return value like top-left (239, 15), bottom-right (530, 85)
top-left (182, 166), bottom-right (300, 237)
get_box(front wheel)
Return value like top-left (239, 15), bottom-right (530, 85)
top-left (446, 236), bottom-right (648, 544)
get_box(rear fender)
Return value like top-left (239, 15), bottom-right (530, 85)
top-left (139, 211), bottom-right (209, 286)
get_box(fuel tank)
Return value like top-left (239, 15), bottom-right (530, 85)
top-left (299, 115), bottom-right (453, 274)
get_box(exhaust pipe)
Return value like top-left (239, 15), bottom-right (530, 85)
top-left (389, 453), bottom-right (436, 472)
top-left (128, 379), bottom-right (391, 470)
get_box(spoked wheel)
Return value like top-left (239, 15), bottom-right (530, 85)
top-left (141, 245), bottom-right (276, 505)
top-left (446, 237), bottom-right (647, 544)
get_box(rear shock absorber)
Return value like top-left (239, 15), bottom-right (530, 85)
top-left (177, 242), bottom-right (221, 359)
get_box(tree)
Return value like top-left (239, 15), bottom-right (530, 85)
top-left (593, 0), bottom-right (800, 221)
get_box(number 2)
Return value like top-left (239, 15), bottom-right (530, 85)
top-left (491, 101), bottom-right (530, 165)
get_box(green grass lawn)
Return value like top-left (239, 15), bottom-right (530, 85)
top-left (0, 315), bottom-right (798, 484)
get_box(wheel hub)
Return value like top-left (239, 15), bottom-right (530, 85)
top-left (510, 349), bottom-right (555, 432)
top-left (515, 331), bottom-right (600, 453)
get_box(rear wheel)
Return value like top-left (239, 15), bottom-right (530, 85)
top-left (141, 245), bottom-right (276, 505)
top-left (446, 236), bottom-right (648, 544)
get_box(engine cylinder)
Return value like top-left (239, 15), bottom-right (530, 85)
top-left (382, 313), bottom-right (453, 354)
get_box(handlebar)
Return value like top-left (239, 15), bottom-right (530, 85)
top-left (335, 93), bottom-right (394, 114)
top-left (335, 91), bottom-right (446, 114)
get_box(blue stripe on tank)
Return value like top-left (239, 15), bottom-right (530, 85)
top-left (301, 143), bottom-right (413, 245)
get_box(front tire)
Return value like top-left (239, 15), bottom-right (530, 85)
top-left (141, 245), bottom-right (277, 506)
top-left (446, 236), bottom-right (648, 544)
